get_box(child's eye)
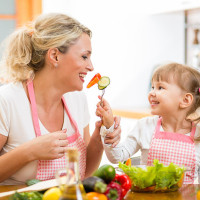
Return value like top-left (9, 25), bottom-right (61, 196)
top-left (151, 86), bottom-right (154, 90)
top-left (159, 86), bottom-right (164, 90)
top-left (82, 55), bottom-right (88, 60)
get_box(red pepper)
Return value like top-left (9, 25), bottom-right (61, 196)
top-left (87, 73), bottom-right (101, 88)
top-left (104, 181), bottom-right (122, 200)
top-left (113, 174), bottom-right (131, 198)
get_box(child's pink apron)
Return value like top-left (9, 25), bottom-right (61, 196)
top-left (147, 117), bottom-right (196, 184)
top-left (27, 80), bottom-right (86, 180)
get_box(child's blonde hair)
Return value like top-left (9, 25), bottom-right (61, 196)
top-left (0, 13), bottom-right (92, 82)
top-left (152, 63), bottom-right (200, 123)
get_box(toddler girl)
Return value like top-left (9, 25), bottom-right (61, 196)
top-left (96, 63), bottom-right (200, 183)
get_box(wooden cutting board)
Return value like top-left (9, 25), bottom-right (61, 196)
top-left (0, 178), bottom-right (59, 198)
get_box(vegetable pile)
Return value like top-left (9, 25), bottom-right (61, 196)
top-left (119, 159), bottom-right (185, 192)
top-left (84, 164), bottom-right (131, 200)
top-left (9, 191), bottom-right (43, 200)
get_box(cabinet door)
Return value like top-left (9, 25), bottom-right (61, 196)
top-left (0, 0), bottom-right (16, 57)
top-left (0, 0), bottom-right (42, 58)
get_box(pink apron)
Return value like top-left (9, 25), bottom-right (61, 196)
top-left (27, 80), bottom-right (86, 180)
top-left (147, 117), bottom-right (196, 184)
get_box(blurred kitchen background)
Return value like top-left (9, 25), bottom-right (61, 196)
top-left (1, 0), bottom-right (200, 165)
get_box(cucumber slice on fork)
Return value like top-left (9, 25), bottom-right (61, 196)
top-left (98, 76), bottom-right (110, 90)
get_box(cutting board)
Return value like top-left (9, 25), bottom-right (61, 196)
top-left (0, 178), bottom-right (60, 198)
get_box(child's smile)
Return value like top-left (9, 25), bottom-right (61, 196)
top-left (148, 80), bottom-right (184, 116)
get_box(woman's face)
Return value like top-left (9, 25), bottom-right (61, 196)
top-left (57, 33), bottom-right (93, 91)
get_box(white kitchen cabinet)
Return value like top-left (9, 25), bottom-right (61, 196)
top-left (148, 0), bottom-right (200, 14)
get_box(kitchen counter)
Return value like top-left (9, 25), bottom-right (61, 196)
top-left (0, 184), bottom-right (199, 200)
top-left (112, 108), bottom-right (151, 119)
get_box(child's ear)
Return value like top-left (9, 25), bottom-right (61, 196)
top-left (180, 93), bottom-right (193, 108)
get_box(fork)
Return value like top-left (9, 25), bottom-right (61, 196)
top-left (100, 89), bottom-right (105, 107)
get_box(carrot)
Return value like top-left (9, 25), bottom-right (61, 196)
top-left (87, 73), bottom-right (101, 88)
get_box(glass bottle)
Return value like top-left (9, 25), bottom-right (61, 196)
top-left (59, 148), bottom-right (88, 200)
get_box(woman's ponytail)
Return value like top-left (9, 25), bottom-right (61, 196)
top-left (0, 26), bottom-right (34, 82)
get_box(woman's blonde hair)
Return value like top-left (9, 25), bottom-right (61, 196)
top-left (152, 63), bottom-right (200, 123)
top-left (0, 13), bottom-right (92, 82)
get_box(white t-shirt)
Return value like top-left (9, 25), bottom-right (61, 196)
top-left (0, 82), bottom-right (90, 185)
top-left (103, 115), bottom-right (200, 181)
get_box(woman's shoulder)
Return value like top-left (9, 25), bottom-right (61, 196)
top-left (0, 82), bottom-right (24, 100)
top-left (64, 91), bottom-right (86, 98)
top-left (63, 91), bottom-right (87, 100)
top-left (63, 91), bottom-right (88, 110)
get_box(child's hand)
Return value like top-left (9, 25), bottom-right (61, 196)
top-left (96, 96), bottom-right (114, 129)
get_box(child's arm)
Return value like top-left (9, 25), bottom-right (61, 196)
top-left (96, 96), bottom-right (114, 129)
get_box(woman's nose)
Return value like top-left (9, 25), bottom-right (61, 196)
top-left (87, 61), bottom-right (94, 71)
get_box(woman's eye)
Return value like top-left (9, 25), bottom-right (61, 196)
top-left (82, 55), bottom-right (88, 60)
top-left (159, 86), bottom-right (163, 90)
top-left (151, 86), bottom-right (154, 90)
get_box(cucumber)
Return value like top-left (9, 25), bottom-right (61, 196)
top-left (82, 176), bottom-right (107, 193)
top-left (98, 76), bottom-right (110, 90)
top-left (93, 164), bottom-right (116, 183)
top-left (26, 179), bottom-right (41, 186)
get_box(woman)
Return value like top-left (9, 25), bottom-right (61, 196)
top-left (0, 13), bottom-right (121, 185)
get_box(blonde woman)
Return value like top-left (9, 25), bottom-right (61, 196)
top-left (0, 13), bottom-right (121, 185)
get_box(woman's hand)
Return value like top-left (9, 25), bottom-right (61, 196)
top-left (27, 129), bottom-right (68, 161)
top-left (104, 116), bottom-right (121, 147)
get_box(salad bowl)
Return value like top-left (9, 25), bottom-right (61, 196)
top-left (118, 160), bottom-right (185, 193)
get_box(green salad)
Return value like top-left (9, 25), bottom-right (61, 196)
top-left (119, 159), bottom-right (185, 190)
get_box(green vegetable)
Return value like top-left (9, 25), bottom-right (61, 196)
top-left (26, 179), bottom-right (41, 186)
top-left (83, 176), bottom-right (107, 193)
top-left (98, 76), bottom-right (110, 90)
top-left (118, 159), bottom-right (185, 190)
top-left (93, 164), bottom-right (116, 183)
top-left (9, 191), bottom-right (43, 200)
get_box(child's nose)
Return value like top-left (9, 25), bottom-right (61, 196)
top-left (149, 90), bottom-right (156, 96)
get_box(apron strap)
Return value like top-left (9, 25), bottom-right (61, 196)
top-left (156, 117), bottom-right (196, 140)
top-left (27, 80), bottom-right (41, 137)
top-left (27, 80), bottom-right (79, 138)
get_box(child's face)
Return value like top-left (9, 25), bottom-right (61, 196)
top-left (148, 79), bottom-right (184, 116)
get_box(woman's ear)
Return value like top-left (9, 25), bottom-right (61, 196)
top-left (180, 93), bottom-right (193, 109)
top-left (47, 48), bottom-right (59, 67)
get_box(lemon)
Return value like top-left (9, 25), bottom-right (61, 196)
top-left (197, 190), bottom-right (200, 200)
top-left (43, 187), bottom-right (61, 200)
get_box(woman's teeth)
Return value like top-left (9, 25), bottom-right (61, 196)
top-left (79, 74), bottom-right (86, 78)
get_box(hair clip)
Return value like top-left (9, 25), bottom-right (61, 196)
top-left (199, 88), bottom-right (200, 93)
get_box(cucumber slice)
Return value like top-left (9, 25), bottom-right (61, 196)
top-left (98, 76), bottom-right (110, 90)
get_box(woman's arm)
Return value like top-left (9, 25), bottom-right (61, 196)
top-left (0, 130), bottom-right (68, 182)
top-left (84, 117), bottom-right (121, 178)
top-left (84, 122), bottom-right (103, 178)
top-left (0, 134), bottom-right (33, 182)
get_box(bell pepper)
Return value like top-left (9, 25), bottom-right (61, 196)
top-left (125, 158), bottom-right (131, 166)
top-left (104, 181), bottom-right (122, 200)
top-left (87, 73), bottom-right (101, 88)
top-left (86, 192), bottom-right (107, 200)
top-left (113, 174), bottom-right (131, 198)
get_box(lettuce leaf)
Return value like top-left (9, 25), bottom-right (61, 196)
top-left (118, 159), bottom-right (185, 189)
